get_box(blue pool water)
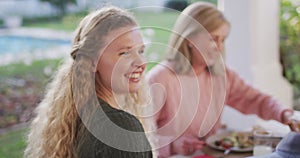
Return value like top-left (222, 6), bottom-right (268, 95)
top-left (0, 35), bottom-right (71, 55)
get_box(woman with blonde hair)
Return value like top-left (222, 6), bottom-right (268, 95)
top-left (147, 2), bottom-right (294, 157)
top-left (25, 6), bottom-right (153, 158)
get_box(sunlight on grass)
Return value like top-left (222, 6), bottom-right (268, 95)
top-left (134, 11), bottom-right (179, 70)
top-left (0, 59), bottom-right (62, 78)
top-left (23, 12), bottom-right (87, 31)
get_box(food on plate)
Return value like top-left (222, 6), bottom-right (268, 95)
top-left (214, 132), bottom-right (254, 149)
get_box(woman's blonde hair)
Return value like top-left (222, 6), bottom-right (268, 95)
top-left (24, 6), bottom-right (152, 158)
top-left (166, 2), bottom-right (229, 75)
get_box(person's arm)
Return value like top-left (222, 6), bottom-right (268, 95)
top-left (225, 67), bottom-right (293, 123)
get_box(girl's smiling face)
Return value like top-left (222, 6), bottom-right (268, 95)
top-left (96, 26), bottom-right (146, 95)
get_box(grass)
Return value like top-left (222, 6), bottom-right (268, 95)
top-left (136, 11), bottom-right (179, 70)
top-left (0, 128), bottom-right (28, 158)
top-left (135, 10), bottom-right (180, 45)
top-left (23, 12), bottom-right (87, 31)
top-left (0, 59), bottom-right (62, 78)
top-left (0, 59), bottom-right (62, 157)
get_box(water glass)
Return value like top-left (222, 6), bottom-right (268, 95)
top-left (253, 130), bottom-right (273, 156)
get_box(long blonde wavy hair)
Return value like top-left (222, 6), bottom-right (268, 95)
top-left (166, 2), bottom-right (229, 75)
top-left (24, 6), bottom-right (153, 158)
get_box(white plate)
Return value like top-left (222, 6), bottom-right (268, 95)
top-left (206, 132), bottom-right (253, 152)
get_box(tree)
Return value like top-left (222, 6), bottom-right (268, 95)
top-left (41, 0), bottom-right (77, 16)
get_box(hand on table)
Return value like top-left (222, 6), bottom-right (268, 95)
top-left (282, 110), bottom-right (300, 133)
top-left (282, 110), bottom-right (294, 125)
top-left (171, 136), bottom-right (205, 156)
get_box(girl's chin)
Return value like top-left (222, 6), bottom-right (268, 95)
top-left (128, 84), bottom-right (141, 93)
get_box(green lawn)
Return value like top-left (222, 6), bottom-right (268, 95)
top-left (0, 128), bottom-right (28, 158)
top-left (135, 11), bottom-right (179, 70)
top-left (0, 59), bottom-right (62, 78)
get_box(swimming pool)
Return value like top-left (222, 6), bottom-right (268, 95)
top-left (0, 35), bottom-right (71, 55)
top-left (0, 29), bottom-right (72, 66)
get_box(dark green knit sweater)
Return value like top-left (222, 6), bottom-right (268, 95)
top-left (77, 100), bottom-right (153, 158)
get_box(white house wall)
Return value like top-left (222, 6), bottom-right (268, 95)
top-left (219, 0), bottom-right (293, 131)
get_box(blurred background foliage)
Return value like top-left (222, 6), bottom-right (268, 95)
top-left (40, 0), bottom-right (77, 16)
top-left (164, 0), bottom-right (217, 11)
top-left (280, 0), bottom-right (300, 108)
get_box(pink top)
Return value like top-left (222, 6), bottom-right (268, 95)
top-left (146, 61), bottom-right (290, 157)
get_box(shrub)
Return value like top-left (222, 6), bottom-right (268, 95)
top-left (280, 0), bottom-right (300, 108)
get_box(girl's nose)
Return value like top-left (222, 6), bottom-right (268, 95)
top-left (132, 51), bottom-right (146, 67)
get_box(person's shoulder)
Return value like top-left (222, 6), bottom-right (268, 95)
top-left (146, 61), bottom-right (176, 81)
top-left (224, 65), bottom-right (235, 74)
top-left (97, 100), bottom-right (144, 132)
top-left (223, 65), bottom-right (240, 78)
top-left (106, 109), bottom-right (145, 132)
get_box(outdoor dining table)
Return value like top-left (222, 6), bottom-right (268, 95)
top-left (170, 145), bottom-right (252, 158)
top-left (170, 110), bottom-right (300, 158)
top-left (202, 146), bottom-right (252, 158)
